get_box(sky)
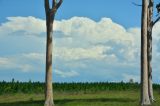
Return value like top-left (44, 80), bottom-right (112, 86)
top-left (0, 0), bottom-right (160, 83)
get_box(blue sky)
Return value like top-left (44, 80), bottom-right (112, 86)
top-left (0, 0), bottom-right (160, 83)
top-left (0, 0), bottom-right (143, 27)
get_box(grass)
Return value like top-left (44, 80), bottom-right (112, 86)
top-left (0, 90), bottom-right (160, 106)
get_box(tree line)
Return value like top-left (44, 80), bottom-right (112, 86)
top-left (1, 80), bottom-right (160, 94)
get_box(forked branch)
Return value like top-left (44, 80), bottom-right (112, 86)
top-left (51, 0), bottom-right (63, 14)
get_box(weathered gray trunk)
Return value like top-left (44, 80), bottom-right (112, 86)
top-left (147, 0), bottom-right (154, 102)
top-left (141, 0), bottom-right (151, 105)
top-left (147, 25), bottom-right (154, 102)
top-left (44, 13), bottom-right (54, 106)
top-left (147, 30), bottom-right (154, 102)
top-left (44, 1), bottom-right (63, 106)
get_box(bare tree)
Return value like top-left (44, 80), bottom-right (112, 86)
top-left (147, 0), bottom-right (154, 102)
top-left (141, 0), bottom-right (151, 105)
top-left (147, 0), bottom-right (160, 102)
top-left (44, 0), bottom-right (63, 106)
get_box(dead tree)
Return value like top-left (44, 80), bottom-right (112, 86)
top-left (141, 0), bottom-right (151, 105)
top-left (44, 0), bottom-right (63, 106)
top-left (147, 0), bottom-right (154, 102)
top-left (147, 0), bottom-right (160, 102)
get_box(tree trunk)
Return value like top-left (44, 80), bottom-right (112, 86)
top-left (147, 0), bottom-right (154, 102)
top-left (44, 1), bottom-right (62, 106)
top-left (141, 0), bottom-right (151, 105)
top-left (44, 13), bottom-right (54, 106)
top-left (148, 30), bottom-right (154, 102)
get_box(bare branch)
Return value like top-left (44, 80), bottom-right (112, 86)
top-left (132, 2), bottom-right (142, 6)
top-left (56, 0), bottom-right (63, 9)
top-left (52, 0), bottom-right (57, 8)
top-left (50, 0), bottom-right (63, 14)
top-left (153, 17), bottom-right (160, 26)
top-left (156, 3), bottom-right (160, 13)
top-left (45, 0), bottom-right (50, 12)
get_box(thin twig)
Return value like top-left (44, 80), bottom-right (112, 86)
top-left (153, 17), bottom-right (160, 26)
top-left (132, 2), bottom-right (142, 6)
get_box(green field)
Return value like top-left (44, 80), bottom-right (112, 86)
top-left (0, 91), bottom-right (160, 106)
top-left (0, 82), bottom-right (160, 106)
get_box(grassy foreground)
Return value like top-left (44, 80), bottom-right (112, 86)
top-left (0, 91), bottom-right (160, 106)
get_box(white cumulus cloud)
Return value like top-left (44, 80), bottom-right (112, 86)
top-left (1, 16), bottom-right (160, 82)
top-left (54, 69), bottom-right (79, 78)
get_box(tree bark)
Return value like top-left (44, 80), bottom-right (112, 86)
top-left (147, 0), bottom-right (154, 102)
top-left (141, 0), bottom-right (151, 105)
top-left (44, 13), bottom-right (54, 106)
top-left (44, 0), bottom-right (63, 106)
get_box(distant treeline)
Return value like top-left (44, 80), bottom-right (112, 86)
top-left (0, 80), bottom-right (160, 94)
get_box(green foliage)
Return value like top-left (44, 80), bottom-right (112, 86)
top-left (0, 80), bottom-right (160, 94)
